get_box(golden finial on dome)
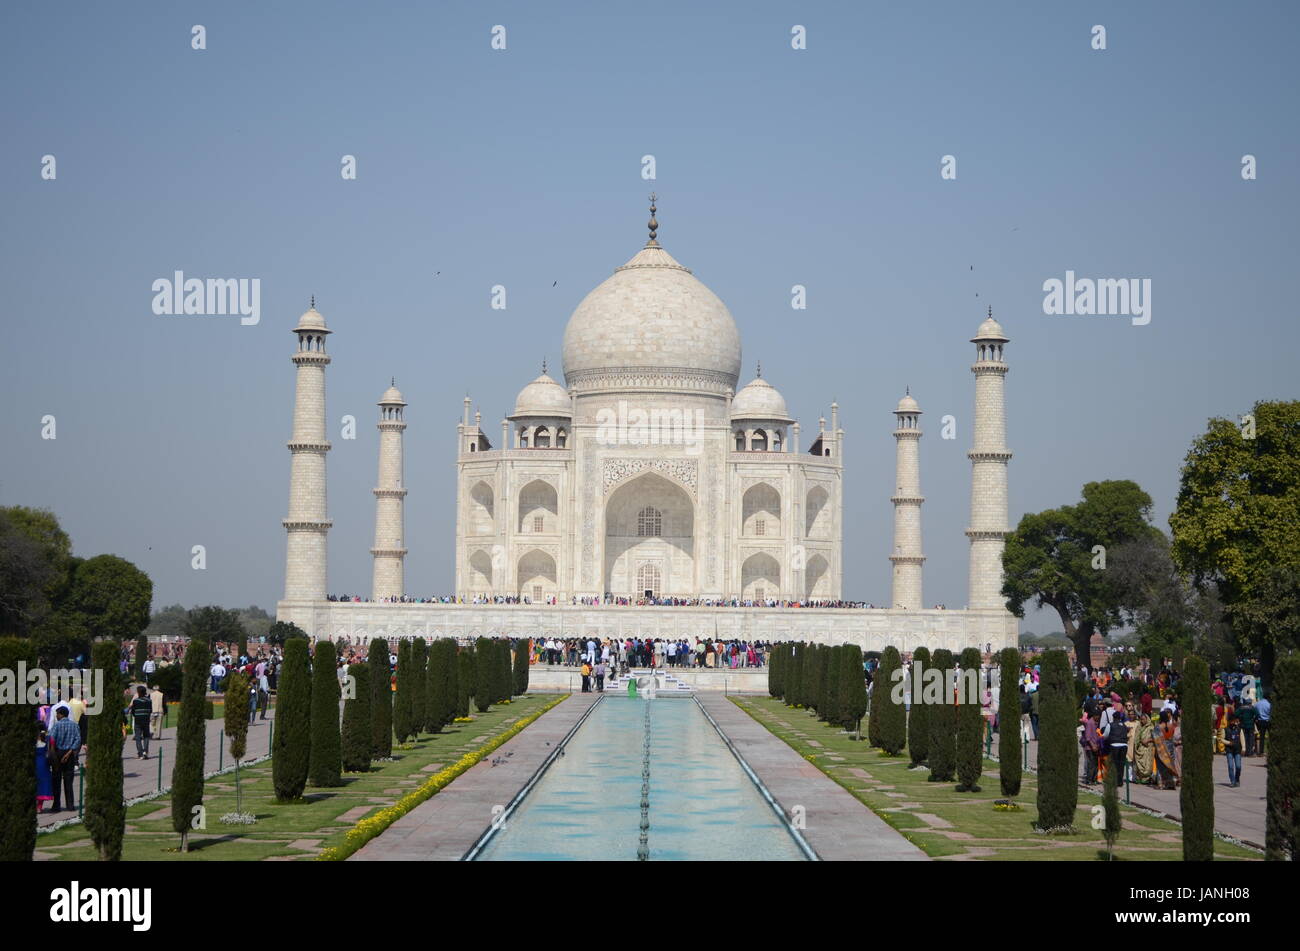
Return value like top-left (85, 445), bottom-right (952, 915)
top-left (646, 192), bottom-right (659, 247)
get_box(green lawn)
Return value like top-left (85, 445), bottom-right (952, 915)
top-left (732, 696), bottom-right (1260, 862)
top-left (37, 694), bottom-right (556, 861)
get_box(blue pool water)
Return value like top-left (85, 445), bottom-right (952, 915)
top-left (474, 696), bottom-right (807, 861)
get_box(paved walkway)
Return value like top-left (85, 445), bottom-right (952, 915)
top-left (352, 693), bottom-right (600, 861)
top-left (39, 702), bottom-right (277, 828)
top-left (696, 695), bottom-right (928, 860)
top-left (991, 729), bottom-right (1266, 847)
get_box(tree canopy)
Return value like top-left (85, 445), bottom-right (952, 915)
top-left (1002, 480), bottom-right (1162, 663)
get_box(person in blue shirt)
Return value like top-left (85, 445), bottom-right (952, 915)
top-left (47, 707), bottom-right (82, 813)
top-left (1255, 696), bottom-right (1272, 757)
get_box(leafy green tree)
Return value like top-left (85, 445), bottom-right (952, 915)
top-left (410, 638), bottom-right (427, 735)
top-left (0, 505), bottom-right (72, 635)
top-left (1171, 401), bottom-right (1300, 684)
top-left (309, 641), bottom-right (342, 787)
top-left (1266, 654), bottom-right (1300, 861)
top-left (84, 640), bottom-right (126, 860)
top-left (185, 605), bottom-right (244, 649)
top-left (997, 647), bottom-right (1023, 797)
top-left (908, 647), bottom-right (931, 768)
top-left (144, 604), bottom-right (189, 639)
top-left (341, 663), bottom-right (371, 772)
top-left (876, 646), bottom-right (905, 754)
top-left (0, 638), bottom-right (38, 860)
top-left (1102, 760), bottom-right (1121, 860)
top-left (1003, 480), bottom-right (1162, 665)
top-left (369, 638), bottom-right (392, 758)
top-left (927, 649), bottom-right (956, 782)
top-left (457, 645), bottom-right (474, 719)
top-left (267, 620), bottom-right (308, 646)
top-left (1034, 649), bottom-right (1078, 831)
top-left (474, 637), bottom-right (494, 713)
top-left (272, 638), bottom-right (311, 801)
top-left (171, 636), bottom-right (210, 852)
top-left (67, 554), bottom-right (152, 644)
top-left (224, 671), bottom-right (252, 815)
top-left (393, 639), bottom-right (413, 743)
top-left (955, 647), bottom-right (984, 792)
top-left (513, 637), bottom-right (530, 696)
top-left (1179, 655), bottom-right (1214, 861)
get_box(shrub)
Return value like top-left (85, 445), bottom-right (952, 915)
top-left (927, 649), bottom-right (956, 782)
top-left (474, 638), bottom-right (494, 713)
top-left (309, 641), bottom-right (342, 787)
top-left (513, 637), bottom-right (530, 696)
top-left (0, 638), bottom-right (38, 860)
top-left (341, 663), bottom-right (371, 772)
top-left (272, 637), bottom-right (311, 801)
top-left (955, 647), bottom-right (984, 792)
top-left (497, 639), bottom-right (513, 703)
top-left (1179, 655), bottom-right (1214, 861)
top-left (457, 646), bottom-right (474, 718)
top-left (1034, 649), bottom-right (1078, 831)
top-left (908, 647), bottom-right (931, 768)
top-left (369, 637), bottom-right (392, 758)
top-left (410, 638), bottom-right (427, 734)
top-left (1102, 759), bottom-right (1121, 860)
top-left (425, 639), bottom-right (448, 733)
top-left (171, 637), bottom-right (210, 851)
top-left (998, 647), bottom-right (1023, 797)
top-left (85, 640), bottom-right (125, 860)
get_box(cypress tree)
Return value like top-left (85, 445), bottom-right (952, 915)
top-left (223, 670), bottom-right (251, 817)
top-left (815, 645), bottom-right (832, 719)
top-left (908, 647), bottom-right (931, 768)
top-left (786, 643), bottom-right (803, 707)
top-left (1179, 655), bottom-right (1214, 861)
top-left (457, 645), bottom-right (474, 718)
top-left (444, 640), bottom-right (461, 722)
top-left (410, 638), bottom-right (427, 737)
top-left (867, 651), bottom-right (884, 747)
top-left (498, 639), bottom-right (513, 702)
top-left (1266, 654), bottom-right (1300, 861)
top-left (513, 637), bottom-right (530, 696)
top-left (272, 637), bottom-right (311, 801)
top-left (475, 637), bottom-right (494, 713)
top-left (425, 639), bottom-right (448, 733)
top-left (997, 646), bottom-right (1023, 797)
top-left (369, 637), bottom-right (392, 758)
top-left (927, 648), bottom-right (957, 782)
top-left (85, 639), bottom-right (125, 860)
top-left (393, 639), bottom-right (413, 743)
top-left (955, 647), bottom-right (984, 792)
top-left (171, 635), bottom-right (209, 852)
top-left (768, 643), bottom-right (784, 699)
top-left (877, 646), bottom-right (906, 754)
top-left (1034, 649), bottom-right (1078, 831)
top-left (842, 644), bottom-right (870, 740)
top-left (823, 645), bottom-right (843, 724)
top-left (341, 663), bottom-right (371, 772)
top-left (0, 638), bottom-right (38, 861)
top-left (308, 641), bottom-right (342, 787)
top-left (135, 633), bottom-right (149, 680)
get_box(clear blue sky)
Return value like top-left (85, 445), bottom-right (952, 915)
top-left (2, 2), bottom-right (1296, 632)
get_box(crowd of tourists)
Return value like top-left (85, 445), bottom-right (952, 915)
top-left (533, 635), bottom-right (768, 672)
top-left (327, 593), bottom-right (892, 608)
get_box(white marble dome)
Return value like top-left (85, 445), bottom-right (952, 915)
top-left (562, 244), bottom-right (742, 390)
top-left (293, 306), bottom-right (329, 334)
top-left (973, 312), bottom-right (1008, 342)
top-left (732, 375), bottom-right (792, 421)
top-left (895, 392), bottom-right (920, 414)
top-left (511, 371), bottom-right (571, 418)
top-left (379, 384), bottom-right (405, 405)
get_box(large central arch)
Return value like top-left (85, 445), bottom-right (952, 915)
top-left (603, 472), bottom-right (694, 597)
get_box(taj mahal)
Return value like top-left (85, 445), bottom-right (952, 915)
top-left (275, 199), bottom-right (1018, 657)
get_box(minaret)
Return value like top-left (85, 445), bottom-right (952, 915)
top-left (371, 381), bottom-right (408, 600)
top-left (283, 300), bottom-right (333, 601)
top-left (966, 308), bottom-right (1012, 610)
top-left (890, 388), bottom-right (925, 610)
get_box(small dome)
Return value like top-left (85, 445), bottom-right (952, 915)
top-left (293, 306), bottom-right (330, 334)
top-left (510, 372), bottom-right (571, 418)
top-left (732, 375), bottom-right (792, 421)
top-left (895, 393), bottom-right (921, 414)
top-left (379, 384), bottom-right (405, 405)
top-left (972, 311), bottom-right (1008, 342)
